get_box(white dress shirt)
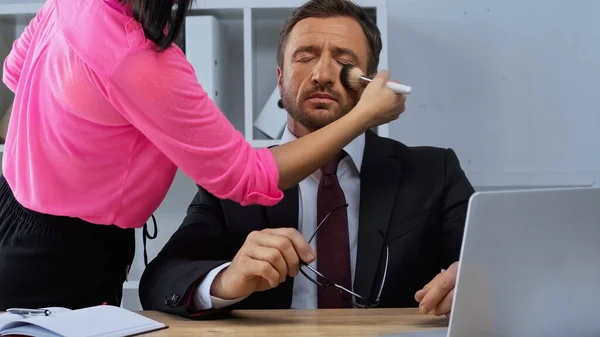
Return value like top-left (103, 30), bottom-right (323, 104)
top-left (193, 127), bottom-right (366, 310)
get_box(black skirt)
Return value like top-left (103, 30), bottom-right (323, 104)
top-left (0, 175), bottom-right (135, 310)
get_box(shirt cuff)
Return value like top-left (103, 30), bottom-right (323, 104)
top-left (192, 262), bottom-right (247, 310)
top-left (238, 148), bottom-right (283, 207)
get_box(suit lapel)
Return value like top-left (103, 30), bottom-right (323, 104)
top-left (264, 186), bottom-right (299, 230)
top-left (354, 131), bottom-right (402, 301)
top-left (263, 186), bottom-right (299, 309)
top-left (265, 145), bottom-right (299, 231)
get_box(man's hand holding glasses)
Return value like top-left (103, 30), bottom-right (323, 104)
top-left (210, 228), bottom-right (316, 300)
top-left (211, 204), bottom-right (387, 308)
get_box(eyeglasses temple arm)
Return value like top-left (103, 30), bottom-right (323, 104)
top-left (374, 244), bottom-right (389, 302)
top-left (307, 203), bottom-right (348, 243)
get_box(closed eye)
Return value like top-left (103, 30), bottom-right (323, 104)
top-left (337, 60), bottom-right (355, 66)
top-left (296, 56), bottom-right (315, 62)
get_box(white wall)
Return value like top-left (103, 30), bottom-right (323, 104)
top-left (387, 0), bottom-right (600, 189)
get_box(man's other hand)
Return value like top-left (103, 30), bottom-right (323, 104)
top-left (414, 261), bottom-right (459, 317)
top-left (210, 228), bottom-right (315, 300)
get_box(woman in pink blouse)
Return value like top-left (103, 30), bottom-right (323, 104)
top-left (0, 0), bottom-right (405, 310)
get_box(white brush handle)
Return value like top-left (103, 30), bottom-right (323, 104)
top-left (387, 81), bottom-right (412, 95)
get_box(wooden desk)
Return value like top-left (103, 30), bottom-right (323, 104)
top-left (140, 308), bottom-right (448, 336)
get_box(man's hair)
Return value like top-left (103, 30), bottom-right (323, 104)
top-left (276, 0), bottom-right (382, 75)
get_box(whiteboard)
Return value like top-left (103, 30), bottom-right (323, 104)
top-left (387, 0), bottom-right (600, 188)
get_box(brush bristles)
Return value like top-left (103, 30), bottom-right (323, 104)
top-left (340, 65), bottom-right (366, 91)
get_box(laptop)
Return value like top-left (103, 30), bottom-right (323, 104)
top-left (388, 186), bottom-right (600, 337)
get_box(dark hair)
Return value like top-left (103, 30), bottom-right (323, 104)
top-left (276, 0), bottom-right (382, 75)
top-left (121, 0), bottom-right (192, 52)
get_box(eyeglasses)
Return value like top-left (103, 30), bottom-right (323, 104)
top-left (299, 203), bottom-right (389, 308)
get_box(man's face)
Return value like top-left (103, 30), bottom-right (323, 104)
top-left (278, 16), bottom-right (370, 132)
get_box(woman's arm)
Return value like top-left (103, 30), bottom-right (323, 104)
top-left (269, 109), bottom-right (367, 190)
top-left (107, 48), bottom-right (403, 206)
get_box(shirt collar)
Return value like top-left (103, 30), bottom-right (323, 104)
top-left (280, 126), bottom-right (365, 173)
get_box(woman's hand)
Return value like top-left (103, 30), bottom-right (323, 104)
top-left (351, 70), bottom-right (407, 129)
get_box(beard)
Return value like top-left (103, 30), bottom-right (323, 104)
top-left (280, 83), bottom-right (357, 132)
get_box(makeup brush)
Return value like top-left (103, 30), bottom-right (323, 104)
top-left (340, 65), bottom-right (412, 95)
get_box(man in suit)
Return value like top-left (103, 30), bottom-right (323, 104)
top-left (139, 0), bottom-right (475, 319)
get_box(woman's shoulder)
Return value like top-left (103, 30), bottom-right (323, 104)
top-left (106, 44), bottom-right (193, 88)
top-left (56, 0), bottom-right (163, 76)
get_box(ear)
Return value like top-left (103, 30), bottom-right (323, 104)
top-left (278, 66), bottom-right (285, 88)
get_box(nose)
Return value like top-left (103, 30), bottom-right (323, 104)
top-left (311, 57), bottom-right (336, 88)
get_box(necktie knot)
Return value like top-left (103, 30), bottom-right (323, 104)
top-left (322, 152), bottom-right (347, 175)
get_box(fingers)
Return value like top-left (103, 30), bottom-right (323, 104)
top-left (217, 230), bottom-right (313, 300)
top-left (372, 69), bottom-right (391, 84)
top-left (415, 290), bottom-right (425, 302)
top-left (246, 231), bottom-right (296, 279)
top-left (396, 94), bottom-right (406, 113)
top-left (247, 228), bottom-right (314, 279)
top-left (399, 92), bottom-right (407, 105)
top-left (264, 227), bottom-right (315, 264)
top-left (415, 273), bottom-right (439, 302)
top-left (378, 70), bottom-right (406, 115)
top-left (247, 258), bottom-right (281, 288)
top-left (431, 288), bottom-right (454, 317)
top-left (416, 263), bottom-right (460, 315)
top-left (246, 244), bottom-right (288, 283)
top-left (422, 274), bottom-right (439, 292)
top-left (418, 272), bottom-right (456, 314)
top-left (414, 288), bottom-right (426, 303)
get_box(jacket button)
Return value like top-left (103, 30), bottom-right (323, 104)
top-left (165, 294), bottom-right (180, 307)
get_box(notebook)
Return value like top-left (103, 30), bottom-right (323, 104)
top-left (0, 305), bottom-right (167, 337)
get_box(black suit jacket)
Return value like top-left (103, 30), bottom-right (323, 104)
top-left (139, 131), bottom-right (475, 318)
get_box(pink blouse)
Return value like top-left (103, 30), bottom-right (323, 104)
top-left (1, 0), bottom-right (283, 229)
